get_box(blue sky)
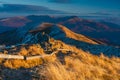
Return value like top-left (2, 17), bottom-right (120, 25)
top-left (0, 0), bottom-right (120, 14)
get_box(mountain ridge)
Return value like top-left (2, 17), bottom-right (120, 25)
top-left (0, 22), bottom-right (119, 57)
top-left (0, 15), bottom-right (120, 46)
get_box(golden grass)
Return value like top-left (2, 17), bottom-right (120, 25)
top-left (39, 40), bottom-right (120, 80)
top-left (0, 44), bottom-right (44, 69)
top-left (57, 24), bottom-right (98, 44)
top-left (4, 59), bottom-right (43, 69)
top-left (18, 44), bottom-right (44, 56)
top-left (0, 39), bottom-right (120, 80)
top-left (41, 52), bottom-right (120, 80)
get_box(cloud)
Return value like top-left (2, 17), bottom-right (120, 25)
top-left (0, 1), bottom-right (6, 3)
top-left (0, 1), bottom-right (4, 7)
top-left (49, 0), bottom-right (72, 3)
top-left (0, 4), bottom-right (67, 14)
top-left (88, 12), bottom-right (112, 16)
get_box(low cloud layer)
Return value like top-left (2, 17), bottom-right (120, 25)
top-left (49, 0), bottom-right (72, 3)
top-left (89, 12), bottom-right (112, 16)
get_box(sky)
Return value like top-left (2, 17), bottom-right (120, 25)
top-left (0, 0), bottom-right (120, 14)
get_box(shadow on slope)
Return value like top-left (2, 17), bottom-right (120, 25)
top-left (27, 23), bottom-right (120, 57)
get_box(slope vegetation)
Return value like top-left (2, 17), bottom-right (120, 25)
top-left (57, 24), bottom-right (98, 44)
top-left (0, 39), bottom-right (120, 80)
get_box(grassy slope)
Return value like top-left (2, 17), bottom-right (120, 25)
top-left (57, 24), bottom-right (98, 44)
top-left (0, 39), bottom-right (120, 80)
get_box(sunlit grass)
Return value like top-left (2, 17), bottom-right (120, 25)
top-left (0, 39), bottom-right (120, 80)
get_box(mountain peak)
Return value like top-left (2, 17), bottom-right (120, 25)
top-left (29, 23), bottom-right (54, 34)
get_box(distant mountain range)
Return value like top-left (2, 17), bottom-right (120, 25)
top-left (80, 16), bottom-right (120, 25)
top-left (0, 15), bottom-right (120, 47)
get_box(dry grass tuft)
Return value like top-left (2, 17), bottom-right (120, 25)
top-left (4, 59), bottom-right (43, 69)
top-left (18, 44), bottom-right (44, 56)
